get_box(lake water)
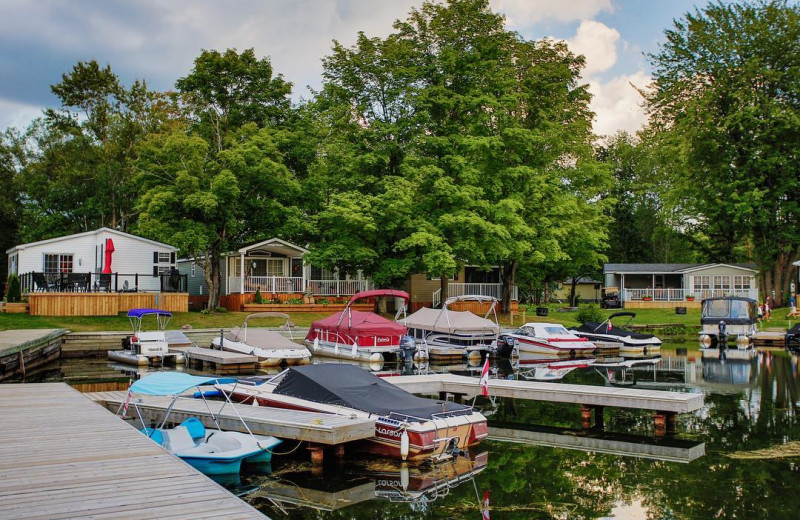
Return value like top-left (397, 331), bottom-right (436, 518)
top-left (22, 343), bottom-right (800, 519)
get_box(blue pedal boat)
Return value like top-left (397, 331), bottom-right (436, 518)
top-left (123, 372), bottom-right (281, 475)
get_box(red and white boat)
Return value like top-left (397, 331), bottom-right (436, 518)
top-left (496, 322), bottom-right (597, 358)
top-left (217, 364), bottom-right (488, 463)
top-left (305, 289), bottom-right (411, 362)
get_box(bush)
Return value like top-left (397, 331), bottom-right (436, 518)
top-left (285, 298), bottom-right (303, 304)
top-left (254, 288), bottom-right (264, 304)
top-left (215, 306), bottom-right (228, 313)
top-left (576, 304), bottom-right (604, 324)
top-left (5, 274), bottom-right (21, 303)
top-left (317, 298), bottom-right (330, 305)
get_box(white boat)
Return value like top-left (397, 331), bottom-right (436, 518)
top-left (496, 322), bottom-right (597, 358)
top-left (517, 354), bottom-right (595, 381)
top-left (108, 309), bottom-right (185, 366)
top-left (123, 372), bottom-right (281, 475)
top-left (571, 311), bottom-right (661, 355)
top-left (211, 312), bottom-right (310, 367)
top-left (405, 295), bottom-right (499, 361)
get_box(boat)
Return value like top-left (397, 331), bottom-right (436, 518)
top-left (786, 324), bottom-right (800, 354)
top-left (216, 363), bottom-right (488, 462)
top-left (571, 311), bottom-right (661, 355)
top-left (495, 322), bottom-right (597, 358)
top-left (405, 295), bottom-right (499, 361)
top-left (211, 312), bottom-right (311, 366)
top-left (123, 372), bottom-right (281, 475)
top-left (305, 289), bottom-right (412, 362)
top-left (698, 297), bottom-right (758, 347)
top-left (107, 309), bottom-right (185, 366)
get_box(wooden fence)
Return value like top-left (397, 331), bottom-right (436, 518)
top-left (27, 293), bottom-right (188, 316)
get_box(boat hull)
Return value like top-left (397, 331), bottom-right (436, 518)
top-left (211, 338), bottom-right (311, 366)
top-left (505, 337), bottom-right (596, 357)
top-left (107, 350), bottom-right (185, 366)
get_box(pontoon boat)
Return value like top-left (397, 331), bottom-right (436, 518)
top-left (211, 312), bottom-right (311, 366)
top-left (108, 309), bottom-right (185, 366)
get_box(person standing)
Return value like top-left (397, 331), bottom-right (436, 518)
top-left (788, 294), bottom-right (798, 318)
top-left (764, 296), bottom-right (771, 321)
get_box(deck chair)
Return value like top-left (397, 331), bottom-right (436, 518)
top-left (32, 273), bottom-right (54, 292)
top-left (97, 273), bottom-right (112, 292)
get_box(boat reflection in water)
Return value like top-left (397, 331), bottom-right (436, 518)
top-left (516, 352), bottom-right (596, 381)
top-left (244, 451), bottom-right (488, 512)
top-left (699, 346), bottom-right (757, 387)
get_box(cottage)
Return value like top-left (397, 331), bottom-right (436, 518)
top-left (7, 228), bottom-right (180, 293)
top-left (604, 263), bottom-right (759, 307)
top-left (400, 266), bottom-right (519, 310)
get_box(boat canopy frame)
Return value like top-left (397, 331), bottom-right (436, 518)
top-left (238, 311), bottom-right (295, 342)
top-left (337, 289), bottom-right (411, 328)
top-left (127, 308), bottom-right (172, 335)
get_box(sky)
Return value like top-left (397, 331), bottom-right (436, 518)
top-left (0, 0), bottom-right (702, 137)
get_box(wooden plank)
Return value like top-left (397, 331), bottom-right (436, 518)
top-left (387, 374), bottom-right (705, 414)
top-left (0, 383), bottom-right (267, 520)
top-left (184, 347), bottom-right (258, 365)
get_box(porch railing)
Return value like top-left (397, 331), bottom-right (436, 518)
top-left (228, 276), bottom-right (371, 296)
top-left (19, 271), bottom-right (186, 293)
top-left (432, 283), bottom-right (518, 308)
top-left (622, 288), bottom-right (759, 301)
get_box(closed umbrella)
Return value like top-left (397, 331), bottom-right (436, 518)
top-left (102, 238), bottom-right (115, 274)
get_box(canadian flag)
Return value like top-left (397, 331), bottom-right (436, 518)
top-left (479, 357), bottom-right (490, 397)
top-left (120, 390), bottom-right (133, 419)
top-left (482, 490), bottom-right (490, 519)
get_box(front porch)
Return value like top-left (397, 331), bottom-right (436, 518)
top-left (432, 283), bottom-right (519, 308)
top-left (621, 288), bottom-right (759, 302)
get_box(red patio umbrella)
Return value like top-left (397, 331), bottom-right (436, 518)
top-left (102, 238), bottom-right (115, 274)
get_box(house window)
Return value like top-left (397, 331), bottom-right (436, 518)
top-left (153, 251), bottom-right (176, 277)
top-left (158, 252), bottom-right (171, 263)
top-left (44, 254), bottom-right (73, 273)
top-left (291, 258), bottom-right (303, 278)
top-left (693, 276), bottom-right (710, 294)
top-left (713, 275), bottom-right (731, 293)
top-left (311, 266), bottom-right (337, 280)
top-left (249, 258), bottom-right (283, 277)
top-left (191, 263), bottom-right (196, 277)
top-left (157, 266), bottom-right (171, 275)
top-left (734, 276), bottom-right (751, 291)
top-left (426, 272), bottom-right (459, 281)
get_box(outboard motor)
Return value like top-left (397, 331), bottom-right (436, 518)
top-left (718, 320), bottom-right (727, 348)
top-left (399, 335), bottom-right (417, 362)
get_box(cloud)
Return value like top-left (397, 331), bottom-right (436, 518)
top-left (566, 20), bottom-right (620, 76)
top-left (492, 0), bottom-right (613, 26)
top-left (0, 99), bottom-right (43, 132)
top-left (587, 70), bottom-right (651, 137)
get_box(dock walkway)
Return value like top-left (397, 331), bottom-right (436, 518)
top-left (0, 329), bottom-right (67, 381)
top-left (0, 383), bottom-right (268, 520)
top-left (89, 391), bottom-right (375, 445)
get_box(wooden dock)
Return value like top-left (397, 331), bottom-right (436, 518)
top-left (0, 329), bottom-right (67, 381)
top-left (88, 391), bottom-right (376, 446)
top-left (752, 329), bottom-right (786, 348)
top-left (184, 347), bottom-right (257, 374)
top-left (0, 383), bottom-right (268, 520)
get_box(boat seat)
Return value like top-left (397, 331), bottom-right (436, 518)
top-left (163, 426), bottom-right (198, 452)
top-left (206, 432), bottom-right (242, 452)
top-left (180, 417), bottom-right (206, 441)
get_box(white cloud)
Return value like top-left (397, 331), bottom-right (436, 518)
top-left (567, 20), bottom-right (620, 76)
top-left (587, 70), bottom-right (651, 137)
top-left (0, 99), bottom-right (42, 131)
top-left (492, 0), bottom-right (613, 26)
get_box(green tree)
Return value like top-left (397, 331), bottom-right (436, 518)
top-left (0, 130), bottom-right (23, 284)
top-left (646, 0), bottom-right (800, 304)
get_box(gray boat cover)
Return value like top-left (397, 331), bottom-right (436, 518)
top-left (404, 307), bottom-right (499, 334)
top-left (272, 364), bottom-right (472, 421)
top-left (226, 328), bottom-right (302, 351)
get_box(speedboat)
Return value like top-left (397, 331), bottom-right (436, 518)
top-left (571, 311), bottom-right (661, 355)
top-left (698, 297), bottom-right (758, 347)
top-left (305, 289), bottom-right (412, 362)
top-left (496, 322), bottom-right (597, 358)
top-left (211, 312), bottom-right (310, 366)
top-left (123, 372), bottom-right (281, 475)
top-left (217, 363), bottom-right (488, 463)
top-left (108, 309), bottom-right (185, 366)
top-left (405, 295), bottom-right (499, 361)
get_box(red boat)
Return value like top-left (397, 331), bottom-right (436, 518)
top-left (305, 289), bottom-right (411, 361)
top-left (217, 364), bottom-right (488, 463)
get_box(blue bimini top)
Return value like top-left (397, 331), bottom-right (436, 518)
top-left (130, 372), bottom-right (236, 396)
top-left (127, 308), bottom-right (173, 319)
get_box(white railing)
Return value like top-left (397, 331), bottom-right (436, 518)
top-left (308, 279), bottom-right (372, 296)
top-left (245, 276), bottom-right (302, 294)
top-left (432, 283), bottom-right (518, 308)
top-left (622, 288), bottom-right (759, 301)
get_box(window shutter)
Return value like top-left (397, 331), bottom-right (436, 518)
top-left (170, 252), bottom-right (176, 264)
top-left (153, 252), bottom-right (159, 263)
top-left (153, 266), bottom-right (158, 278)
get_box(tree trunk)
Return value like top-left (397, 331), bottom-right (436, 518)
top-left (569, 276), bottom-right (578, 307)
top-left (439, 275), bottom-right (449, 307)
top-left (500, 260), bottom-right (518, 314)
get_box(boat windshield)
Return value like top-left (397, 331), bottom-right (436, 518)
top-left (702, 299), bottom-right (752, 319)
top-left (543, 326), bottom-right (569, 336)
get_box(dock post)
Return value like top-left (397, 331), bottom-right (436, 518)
top-left (581, 405), bottom-right (593, 429)
top-left (439, 391), bottom-right (448, 401)
top-left (654, 411), bottom-right (676, 437)
top-left (334, 444), bottom-right (345, 459)
top-left (594, 406), bottom-right (605, 430)
top-left (308, 444), bottom-right (324, 465)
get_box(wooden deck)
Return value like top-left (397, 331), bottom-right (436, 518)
top-left (88, 391), bottom-right (376, 445)
top-left (0, 329), bottom-right (67, 381)
top-left (184, 347), bottom-right (257, 374)
top-left (0, 383), bottom-right (268, 520)
top-left (753, 330), bottom-right (786, 348)
top-left (26, 292), bottom-right (188, 316)
top-left (387, 374), bottom-right (705, 414)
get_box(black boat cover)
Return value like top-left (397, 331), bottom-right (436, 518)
top-left (574, 323), bottom-right (655, 340)
top-left (272, 364), bottom-right (472, 422)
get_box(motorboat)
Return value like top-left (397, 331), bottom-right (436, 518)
top-left (786, 324), bottom-right (800, 354)
top-left (305, 289), bottom-right (412, 362)
top-left (571, 311), bottom-right (661, 355)
top-left (698, 297), bottom-right (758, 347)
top-left (211, 312), bottom-right (311, 366)
top-left (405, 295), bottom-right (499, 361)
top-left (123, 372), bottom-right (281, 475)
top-left (108, 309), bottom-right (185, 366)
top-left (496, 322), bottom-right (597, 358)
top-left (216, 363), bottom-right (488, 463)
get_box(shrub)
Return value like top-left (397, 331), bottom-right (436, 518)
top-left (285, 298), bottom-right (303, 304)
top-left (5, 274), bottom-right (21, 303)
top-left (317, 298), bottom-right (330, 305)
top-left (215, 306), bottom-right (228, 313)
top-left (576, 304), bottom-right (604, 324)
top-left (254, 288), bottom-right (264, 304)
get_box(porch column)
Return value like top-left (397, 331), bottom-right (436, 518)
top-left (652, 274), bottom-right (655, 297)
top-left (240, 253), bottom-right (245, 294)
top-left (621, 274), bottom-right (625, 301)
top-left (301, 257), bottom-right (306, 292)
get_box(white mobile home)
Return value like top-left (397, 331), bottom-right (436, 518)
top-left (7, 228), bottom-right (178, 293)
